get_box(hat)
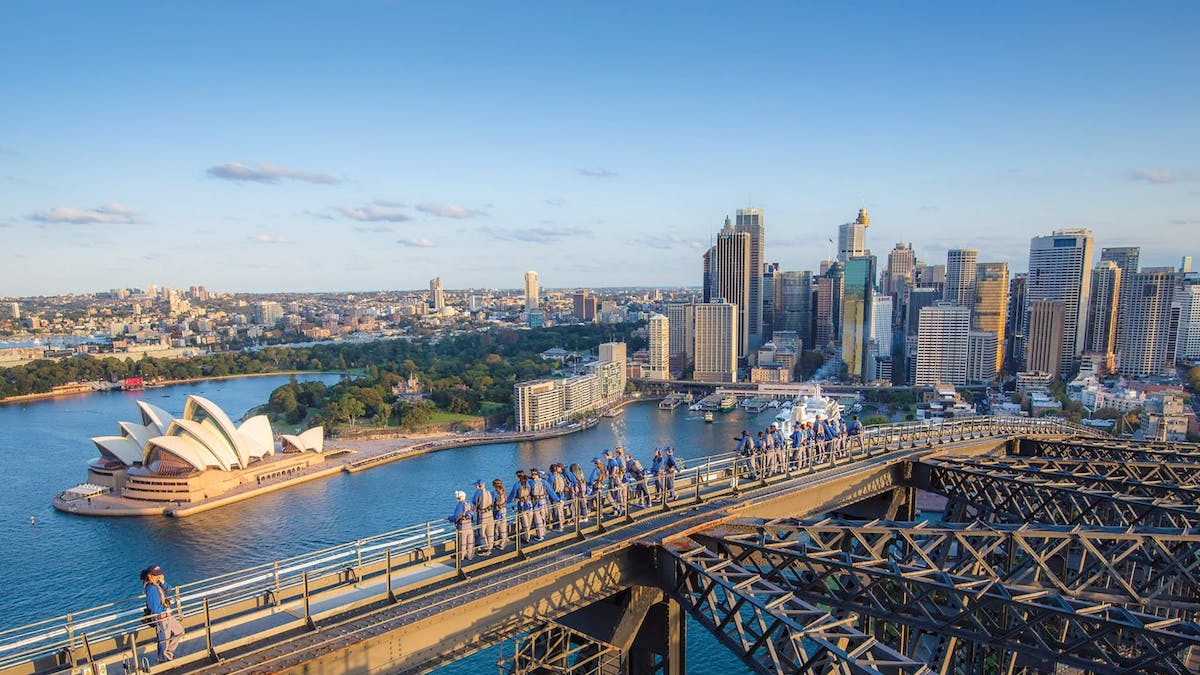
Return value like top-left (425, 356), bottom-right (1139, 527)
top-left (604, 449), bottom-right (613, 456)
top-left (475, 479), bottom-right (484, 486)
top-left (531, 468), bottom-right (541, 475)
top-left (146, 565), bottom-right (163, 576)
top-left (592, 456), bottom-right (600, 463)
top-left (666, 447), bottom-right (674, 453)
top-left (454, 490), bottom-right (466, 500)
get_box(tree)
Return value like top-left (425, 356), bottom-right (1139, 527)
top-left (338, 395), bottom-right (366, 425)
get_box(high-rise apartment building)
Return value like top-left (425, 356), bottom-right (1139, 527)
top-left (1118, 268), bottom-right (1177, 377)
top-left (837, 208), bottom-right (869, 263)
top-left (915, 302), bottom-right (970, 386)
top-left (761, 262), bottom-right (778, 340)
top-left (429, 277), bottom-right (445, 313)
top-left (1025, 299), bottom-right (1065, 378)
top-left (665, 302), bottom-right (695, 372)
top-left (945, 249), bottom-right (978, 309)
top-left (972, 262), bottom-right (1008, 374)
top-left (524, 271), bottom-right (539, 311)
top-left (645, 314), bottom-right (670, 381)
top-left (514, 380), bottom-right (566, 432)
top-left (735, 208), bottom-right (765, 351)
top-left (693, 301), bottom-right (738, 383)
top-left (967, 331), bottom-right (999, 383)
top-left (776, 271), bottom-right (813, 347)
top-left (1174, 280), bottom-right (1200, 362)
top-left (1025, 229), bottom-right (1094, 377)
top-left (572, 290), bottom-right (597, 322)
top-left (841, 255), bottom-right (876, 382)
top-left (1084, 261), bottom-right (1121, 361)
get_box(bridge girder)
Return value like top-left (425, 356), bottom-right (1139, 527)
top-left (1018, 437), bottom-right (1200, 464)
top-left (915, 458), bottom-right (1200, 528)
top-left (662, 540), bottom-right (933, 674)
top-left (933, 455), bottom-right (1200, 504)
top-left (690, 521), bottom-right (1200, 674)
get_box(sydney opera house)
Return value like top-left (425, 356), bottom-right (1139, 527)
top-left (60, 395), bottom-right (326, 509)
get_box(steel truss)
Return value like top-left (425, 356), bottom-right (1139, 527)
top-left (933, 455), bottom-right (1200, 504)
top-left (500, 621), bottom-right (623, 675)
top-left (664, 541), bottom-right (933, 674)
top-left (919, 458), bottom-right (1200, 528)
top-left (1019, 437), bottom-right (1200, 464)
top-left (694, 520), bottom-right (1200, 674)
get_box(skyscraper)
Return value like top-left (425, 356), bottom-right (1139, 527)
top-left (735, 208), bottom-right (765, 351)
top-left (709, 217), bottom-right (752, 358)
top-left (1101, 246), bottom-right (1139, 354)
top-left (884, 242), bottom-right (915, 299)
top-left (944, 249), bottom-right (978, 309)
top-left (915, 302), bottom-right (970, 386)
top-left (524, 271), bottom-right (539, 311)
top-left (967, 331), bottom-right (999, 382)
top-left (645, 314), bottom-right (670, 381)
top-left (694, 301), bottom-right (738, 383)
top-left (1118, 268), bottom-right (1177, 377)
top-left (841, 255), bottom-right (876, 382)
top-left (429, 277), bottom-right (445, 313)
top-left (871, 294), bottom-right (893, 357)
top-left (972, 262), bottom-right (1009, 374)
top-left (761, 262), bottom-right (778, 340)
top-left (1175, 280), bottom-right (1200, 362)
top-left (1007, 273), bottom-right (1027, 370)
top-left (1026, 299), bottom-right (1065, 377)
top-left (776, 271), bottom-right (813, 348)
top-left (837, 208), bottom-right (869, 263)
top-left (665, 302), bottom-right (695, 372)
top-left (1026, 229), bottom-right (1094, 377)
top-left (572, 290), bottom-right (597, 322)
top-left (814, 262), bottom-right (843, 349)
top-left (1084, 261), bottom-right (1121, 362)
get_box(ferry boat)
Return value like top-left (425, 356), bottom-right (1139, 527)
top-left (772, 385), bottom-right (843, 437)
top-left (741, 396), bottom-right (771, 413)
top-left (659, 394), bottom-right (684, 410)
top-left (704, 411), bottom-right (714, 423)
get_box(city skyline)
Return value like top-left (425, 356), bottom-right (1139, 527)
top-left (2, 2), bottom-right (1198, 296)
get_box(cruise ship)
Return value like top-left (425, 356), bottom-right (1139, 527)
top-left (771, 385), bottom-right (843, 437)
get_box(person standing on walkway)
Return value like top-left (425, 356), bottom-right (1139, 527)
top-left (846, 415), bottom-right (866, 452)
top-left (447, 491), bottom-right (475, 562)
top-left (569, 463), bottom-right (590, 521)
top-left (491, 478), bottom-right (509, 550)
top-left (528, 468), bottom-right (556, 540)
top-left (663, 446), bottom-right (681, 500)
top-left (650, 448), bottom-right (666, 498)
top-left (508, 471), bottom-right (534, 543)
top-left (142, 565), bottom-right (184, 664)
top-left (549, 464), bottom-right (568, 530)
top-left (471, 479), bottom-right (495, 554)
top-left (627, 453), bottom-right (651, 508)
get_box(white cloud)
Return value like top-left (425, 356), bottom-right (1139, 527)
top-left (249, 233), bottom-right (293, 245)
top-left (481, 225), bottom-right (592, 243)
top-left (545, 197), bottom-right (566, 207)
top-left (629, 232), bottom-right (704, 250)
top-left (397, 237), bottom-right (434, 247)
top-left (336, 201), bottom-right (412, 222)
top-left (1130, 168), bottom-right (1176, 184)
top-left (417, 202), bottom-right (487, 219)
top-left (207, 161), bottom-right (341, 185)
top-left (30, 202), bottom-right (140, 224)
top-left (578, 167), bottom-right (617, 178)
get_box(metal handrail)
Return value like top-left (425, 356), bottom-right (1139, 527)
top-left (0, 415), bottom-right (1094, 670)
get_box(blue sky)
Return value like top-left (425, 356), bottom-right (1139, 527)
top-left (1, 2), bottom-right (1197, 295)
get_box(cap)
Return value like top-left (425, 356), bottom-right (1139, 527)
top-left (454, 490), bottom-right (466, 500)
top-left (475, 479), bottom-right (484, 486)
top-left (592, 456), bottom-right (600, 463)
top-left (146, 565), bottom-right (163, 576)
top-left (531, 468), bottom-right (541, 475)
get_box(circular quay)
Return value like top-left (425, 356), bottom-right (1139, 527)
top-left (1, 3), bottom-right (1198, 675)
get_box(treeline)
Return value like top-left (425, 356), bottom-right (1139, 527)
top-left (259, 324), bottom-right (644, 430)
top-left (3, 325), bottom-right (645, 428)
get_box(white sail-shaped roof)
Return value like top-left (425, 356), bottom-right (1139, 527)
top-left (236, 415), bottom-right (275, 459)
top-left (136, 401), bottom-right (173, 435)
top-left (144, 435), bottom-right (214, 473)
top-left (92, 435), bottom-right (143, 466)
top-left (117, 421), bottom-right (155, 451)
top-left (165, 419), bottom-right (236, 471)
top-left (184, 396), bottom-right (256, 467)
top-left (281, 427), bottom-right (324, 453)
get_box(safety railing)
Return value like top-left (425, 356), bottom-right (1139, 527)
top-left (0, 415), bottom-right (1096, 674)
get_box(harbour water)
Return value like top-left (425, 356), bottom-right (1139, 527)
top-left (0, 375), bottom-right (778, 672)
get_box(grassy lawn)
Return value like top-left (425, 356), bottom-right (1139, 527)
top-left (425, 410), bottom-right (485, 425)
top-left (479, 401), bottom-right (508, 417)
